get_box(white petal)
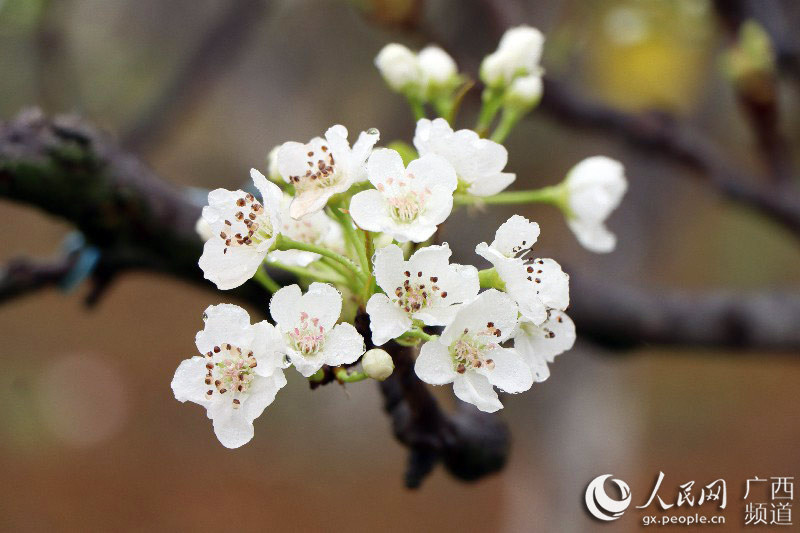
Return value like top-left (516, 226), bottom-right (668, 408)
top-left (366, 293), bottom-right (412, 345)
top-left (210, 402), bottom-right (254, 449)
top-left (350, 128), bottom-right (381, 181)
top-left (437, 263), bottom-right (479, 306)
top-left (321, 322), bottom-right (365, 367)
top-left (532, 258), bottom-right (570, 311)
top-left (516, 311), bottom-right (576, 365)
top-left (479, 347), bottom-right (533, 393)
top-left (251, 169), bottom-right (283, 219)
top-left (290, 187), bottom-right (334, 219)
top-left (566, 156), bottom-right (627, 222)
top-left (276, 141), bottom-right (312, 182)
top-left (198, 238), bottom-right (266, 290)
top-left (412, 304), bottom-right (458, 327)
top-left (302, 282), bottom-right (343, 331)
top-left (367, 148), bottom-right (407, 188)
top-left (567, 219), bottom-right (617, 253)
top-left (491, 215), bottom-right (540, 257)
top-left (171, 357), bottom-right (211, 405)
top-left (269, 284), bottom-right (302, 332)
top-left (241, 371), bottom-right (287, 422)
top-left (372, 244), bottom-right (406, 294)
top-left (453, 373), bottom-right (503, 413)
top-left (349, 189), bottom-right (391, 232)
top-left (467, 171), bottom-right (516, 196)
top-left (407, 153), bottom-right (458, 192)
top-left (250, 320), bottom-right (286, 376)
top-left (195, 304), bottom-right (253, 353)
top-left (442, 289), bottom-right (518, 344)
top-left (287, 350), bottom-right (326, 377)
top-left (417, 185), bottom-right (455, 228)
top-left (390, 219), bottom-right (438, 243)
top-left (415, 340), bottom-right (456, 385)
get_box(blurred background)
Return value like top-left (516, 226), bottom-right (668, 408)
top-left (1, 0), bottom-right (799, 531)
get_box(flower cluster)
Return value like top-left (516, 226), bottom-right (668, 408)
top-left (177, 25), bottom-right (628, 447)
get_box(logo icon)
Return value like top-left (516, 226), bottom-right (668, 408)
top-left (585, 474), bottom-right (632, 521)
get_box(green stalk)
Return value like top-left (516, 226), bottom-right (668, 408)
top-left (334, 367), bottom-right (369, 383)
top-left (275, 234), bottom-right (364, 282)
top-left (253, 265), bottom-right (281, 293)
top-left (455, 184), bottom-right (566, 207)
top-left (269, 260), bottom-right (347, 285)
top-left (490, 108), bottom-right (523, 144)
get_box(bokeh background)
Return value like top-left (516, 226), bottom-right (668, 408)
top-left (1, 0), bottom-right (799, 531)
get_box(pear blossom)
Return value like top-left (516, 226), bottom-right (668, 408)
top-left (270, 283), bottom-right (365, 377)
top-left (171, 304), bottom-right (287, 448)
top-left (417, 46), bottom-right (458, 91)
top-left (563, 156), bottom-right (628, 253)
top-left (350, 148), bottom-right (457, 242)
top-left (375, 43), bottom-right (421, 93)
top-left (266, 145), bottom-right (282, 183)
top-left (480, 25), bottom-right (545, 88)
top-left (476, 215), bottom-right (569, 325)
top-left (513, 310), bottom-right (575, 382)
top-left (505, 74), bottom-right (543, 111)
top-left (198, 169), bottom-right (283, 290)
top-left (366, 243), bottom-right (479, 346)
top-left (195, 216), bottom-right (214, 242)
top-left (413, 118), bottom-right (515, 196)
top-left (362, 348), bottom-right (394, 381)
top-left (268, 194), bottom-right (343, 267)
top-left (414, 289), bottom-right (533, 413)
top-left (277, 125), bottom-right (380, 219)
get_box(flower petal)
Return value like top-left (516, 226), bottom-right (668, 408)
top-left (241, 371), bottom-right (287, 422)
top-left (302, 282), bottom-right (343, 331)
top-left (209, 402), bottom-right (254, 449)
top-left (453, 373), bottom-right (503, 413)
top-left (479, 347), bottom-right (533, 393)
top-left (321, 322), bottom-right (365, 367)
top-left (171, 357), bottom-right (211, 405)
top-left (199, 238), bottom-right (266, 290)
top-left (195, 304), bottom-right (253, 353)
top-left (407, 153), bottom-right (457, 192)
top-left (372, 244), bottom-right (406, 294)
top-left (269, 284), bottom-right (302, 332)
top-left (491, 215), bottom-right (539, 257)
top-left (466, 171), bottom-right (516, 196)
top-left (442, 289), bottom-right (518, 344)
top-left (367, 148), bottom-right (407, 189)
top-left (366, 293), bottom-right (412, 346)
top-left (350, 189), bottom-right (391, 232)
top-left (533, 258), bottom-right (570, 311)
top-left (415, 340), bottom-right (456, 385)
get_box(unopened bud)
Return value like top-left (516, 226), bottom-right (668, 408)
top-left (375, 43), bottom-right (421, 93)
top-left (504, 74), bottom-right (543, 111)
top-left (362, 349), bottom-right (394, 381)
top-left (418, 46), bottom-right (458, 89)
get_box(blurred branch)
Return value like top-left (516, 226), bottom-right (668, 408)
top-left (0, 253), bottom-right (77, 305)
top-left (570, 276), bottom-right (800, 352)
top-left (121, 0), bottom-right (268, 153)
top-left (538, 78), bottom-right (800, 241)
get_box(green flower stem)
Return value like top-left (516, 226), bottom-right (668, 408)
top-left (330, 206), bottom-right (370, 279)
top-left (406, 95), bottom-right (427, 121)
top-left (334, 367), bottom-right (369, 383)
top-left (455, 184), bottom-right (567, 208)
top-left (475, 86), bottom-right (504, 137)
top-left (399, 328), bottom-right (435, 343)
top-left (308, 368), bottom-right (325, 382)
top-left (269, 260), bottom-right (347, 285)
top-left (320, 256), bottom-right (353, 282)
top-left (478, 267), bottom-right (506, 291)
top-left (275, 234), bottom-right (364, 282)
top-left (490, 108), bottom-right (523, 144)
top-left (253, 265), bottom-right (281, 293)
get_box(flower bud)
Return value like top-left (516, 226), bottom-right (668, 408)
top-left (418, 46), bottom-right (458, 89)
top-left (480, 25), bottom-right (544, 87)
top-left (362, 348), bottom-right (394, 381)
top-left (504, 74), bottom-right (543, 111)
top-left (375, 43), bottom-right (421, 93)
top-left (563, 156), bottom-right (628, 253)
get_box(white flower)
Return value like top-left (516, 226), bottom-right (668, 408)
top-left (513, 310), bottom-right (575, 383)
top-left (350, 148), bottom-right (457, 242)
top-left (366, 243), bottom-right (479, 346)
top-left (375, 43), bottom-right (421, 92)
top-left (198, 169), bottom-right (283, 290)
top-left (476, 215), bottom-right (569, 325)
top-left (268, 194), bottom-right (343, 267)
top-left (414, 290), bottom-right (532, 413)
top-left (171, 304), bottom-right (287, 449)
top-left (564, 156), bottom-right (628, 253)
top-left (480, 25), bottom-right (545, 87)
top-left (270, 283), bottom-right (365, 377)
top-left (362, 348), bottom-right (394, 381)
top-left (277, 125), bottom-right (380, 219)
top-left (505, 74), bottom-right (543, 110)
top-left (418, 46), bottom-right (458, 90)
top-left (413, 118), bottom-right (515, 196)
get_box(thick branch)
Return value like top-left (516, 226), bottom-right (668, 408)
top-left (0, 254), bottom-right (77, 304)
